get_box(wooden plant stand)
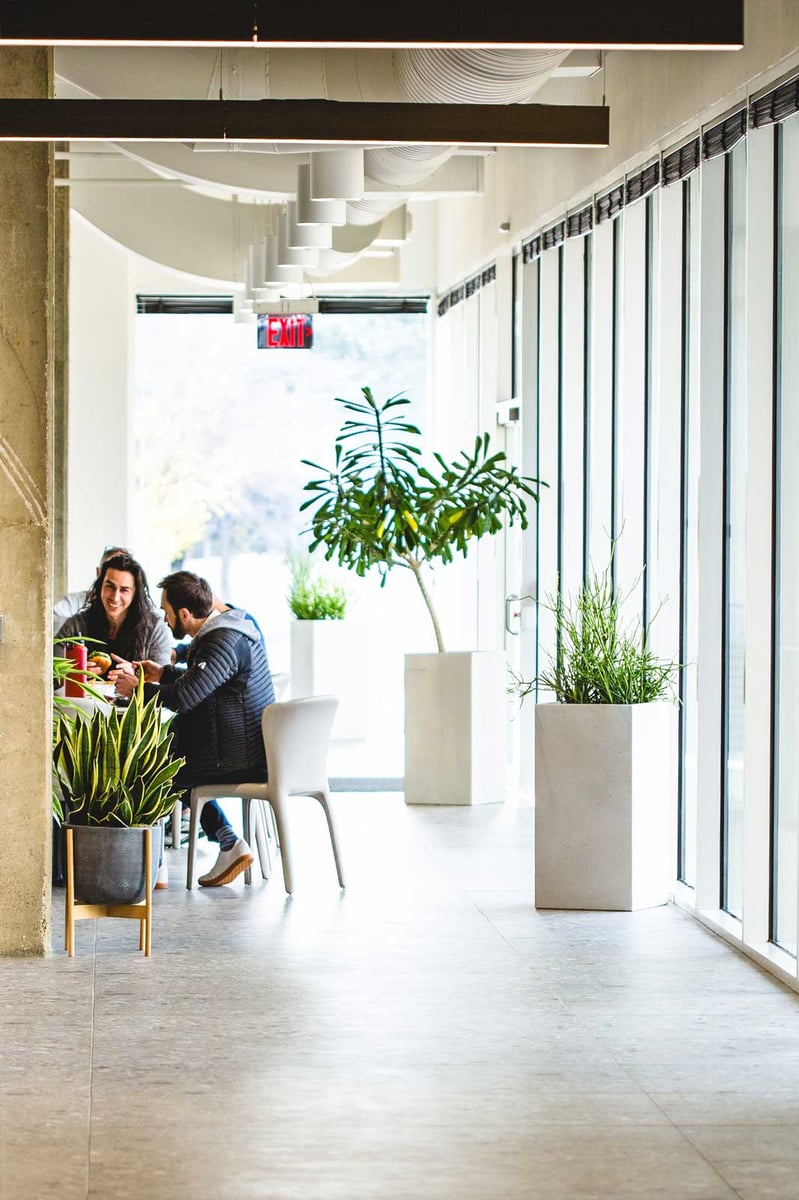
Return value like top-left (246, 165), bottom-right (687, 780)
top-left (65, 826), bottom-right (154, 956)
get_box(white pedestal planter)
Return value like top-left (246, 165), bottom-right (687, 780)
top-left (404, 651), bottom-right (507, 806)
top-left (534, 702), bottom-right (676, 910)
top-left (290, 619), bottom-right (367, 740)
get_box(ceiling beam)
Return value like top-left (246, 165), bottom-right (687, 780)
top-left (0, 0), bottom-right (744, 50)
top-left (0, 99), bottom-right (610, 148)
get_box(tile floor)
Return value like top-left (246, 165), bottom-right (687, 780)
top-left (2, 794), bottom-right (799, 1199)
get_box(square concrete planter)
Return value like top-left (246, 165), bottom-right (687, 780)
top-left (404, 651), bottom-right (507, 805)
top-left (534, 702), bottom-right (676, 910)
top-left (290, 619), bottom-right (367, 739)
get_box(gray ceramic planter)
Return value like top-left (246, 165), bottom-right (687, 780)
top-left (68, 823), bottom-right (162, 905)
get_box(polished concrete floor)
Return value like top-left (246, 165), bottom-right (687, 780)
top-left (2, 794), bottom-right (799, 1200)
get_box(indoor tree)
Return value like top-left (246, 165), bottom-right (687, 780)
top-left (300, 387), bottom-right (543, 652)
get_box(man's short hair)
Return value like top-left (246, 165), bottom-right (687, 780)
top-left (158, 571), bottom-right (214, 619)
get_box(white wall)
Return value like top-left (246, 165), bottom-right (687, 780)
top-left (68, 214), bottom-right (131, 588)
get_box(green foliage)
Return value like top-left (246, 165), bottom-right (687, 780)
top-left (286, 547), bottom-right (348, 620)
top-left (300, 387), bottom-right (543, 650)
top-left (510, 567), bottom-right (681, 706)
top-left (52, 671), bottom-right (185, 827)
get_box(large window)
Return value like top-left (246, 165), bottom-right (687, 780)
top-left (721, 138), bottom-right (748, 919)
top-left (773, 114), bottom-right (799, 955)
top-left (679, 175), bottom-right (702, 888)
top-left (132, 306), bottom-right (430, 778)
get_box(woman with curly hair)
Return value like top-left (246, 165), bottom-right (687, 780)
top-left (56, 551), bottom-right (172, 673)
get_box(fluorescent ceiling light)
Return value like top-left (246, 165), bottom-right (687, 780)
top-left (0, 99), bottom-right (610, 148)
top-left (0, 0), bottom-right (744, 51)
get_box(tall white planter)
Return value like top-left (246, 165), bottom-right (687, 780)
top-left (404, 651), bottom-right (507, 805)
top-left (534, 702), bottom-right (676, 911)
top-left (290, 619), bottom-right (367, 739)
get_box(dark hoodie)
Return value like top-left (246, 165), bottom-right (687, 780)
top-left (158, 608), bottom-right (275, 783)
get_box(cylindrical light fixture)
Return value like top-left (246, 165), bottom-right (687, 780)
top-left (263, 236), bottom-right (303, 286)
top-left (310, 148), bottom-right (364, 201)
top-left (246, 243), bottom-right (266, 297)
top-left (276, 211), bottom-right (319, 268)
top-left (286, 200), bottom-right (332, 249)
top-left (296, 164), bottom-right (347, 226)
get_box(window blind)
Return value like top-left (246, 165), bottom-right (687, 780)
top-left (567, 204), bottom-right (593, 238)
top-left (750, 75), bottom-right (799, 128)
top-left (522, 235), bottom-right (542, 263)
top-left (437, 264), bottom-right (495, 316)
top-left (542, 221), bottom-right (565, 250)
top-left (662, 137), bottom-right (701, 184)
top-left (626, 161), bottom-right (660, 205)
top-left (137, 295), bottom-right (233, 314)
top-left (702, 108), bottom-right (746, 160)
top-left (595, 184), bottom-right (624, 224)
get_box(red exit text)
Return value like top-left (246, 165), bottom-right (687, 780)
top-left (257, 314), bottom-right (314, 350)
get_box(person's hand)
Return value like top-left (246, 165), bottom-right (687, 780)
top-left (109, 654), bottom-right (139, 696)
top-left (133, 658), bottom-right (165, 684)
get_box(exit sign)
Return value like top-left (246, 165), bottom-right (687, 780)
top-left (257, 313), bottom-right (313, 350)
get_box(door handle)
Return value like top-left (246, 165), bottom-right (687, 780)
top-left (505, 595), bottom-right (521, 636)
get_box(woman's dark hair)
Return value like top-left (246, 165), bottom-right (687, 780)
top-left (82, 553), bottom-right (157, 660)
top-left (158, 571), bottom-right (213, 619)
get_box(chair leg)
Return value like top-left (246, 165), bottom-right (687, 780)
top-left (270, 798), bottom-right (294, 894)
top-left (186, 794), bottom-right (203, 889)
top-left (170, 799), bottom-right (182, 851)
top-left (317, 789), bottom-right (346, 888)
top-left (65, 826), bottom-right (75, 957)
top-left (252, 801), bottom-right (271, 880)
top-left (241, 799), bottom-right (253, 886)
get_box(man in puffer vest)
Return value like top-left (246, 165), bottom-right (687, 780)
top-left (113, 570), bottom-right (275, 886)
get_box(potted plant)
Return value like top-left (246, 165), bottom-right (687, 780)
top-left (52, 671), bottom-right (185, 907)
top-left (285, 547), bottom-right (366, 739)
top-left (301, 386), bottom-right (542, 804)
top-left (510, 564), bottom-right (681, 911)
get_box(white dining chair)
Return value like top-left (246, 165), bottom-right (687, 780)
top-left (258, 694), bottom-right (344, 895)
top-left (184, 785), bottom-right (271, 889)
top-left (171, 671), bottom-right (291, 856)
top-left (182, 695), bottom-right (344, 893)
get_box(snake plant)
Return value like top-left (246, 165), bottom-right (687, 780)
top-left (52, 670), bottom-right (185, 827)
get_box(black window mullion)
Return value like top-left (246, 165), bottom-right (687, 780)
top-left (534, 259), bottom-right (542, 703)
top-left (720, 152), bottom-right (732, 913)
top-left (769, 124), bottom-right (783, 944)
top-left (556, 244), bottom-right (565, 673)
top-left (643, 194), bottom-right (654, 633)
top-left (610, 217), bottom-right (621, 591)
top-left (678, 177), bottom-right (692, 884)
top-left (583, 234), bottom-right (592, 586)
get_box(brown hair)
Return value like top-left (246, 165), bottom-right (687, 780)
top-left (158, 571), bottom-right (214, 619)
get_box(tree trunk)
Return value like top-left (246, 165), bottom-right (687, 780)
top-left (408, 560), bottom-right (445, 652)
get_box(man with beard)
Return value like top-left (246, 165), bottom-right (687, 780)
top-left (112, 570), bottom-right (275, 886)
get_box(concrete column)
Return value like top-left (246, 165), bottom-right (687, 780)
top-left (53, 145), bottom-right (69, 597)
top-left (0, 49), bottom-right (54, 955)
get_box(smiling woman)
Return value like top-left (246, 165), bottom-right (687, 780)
top-left (55, 552), bottom-right (173, 670)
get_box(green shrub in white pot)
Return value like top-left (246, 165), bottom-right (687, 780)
top-left (301, 386), bottom-right (543, 804)
top-left (285, 547), bottom-right (364, 737)
top-left (511, 564), bottom-right (683, 911)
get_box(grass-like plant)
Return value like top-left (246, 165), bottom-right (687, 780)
top-left (301, 386), bottom-right (542, 652)
top-left (511, 567), bottom-right (680, 705)
top-left (52, 670), bottom-right (185, 827)
top-left (286, 547), bottom-right (348, 620)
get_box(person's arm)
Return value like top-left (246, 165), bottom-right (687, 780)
top-left (158, 631), bottom-right (243, 714)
